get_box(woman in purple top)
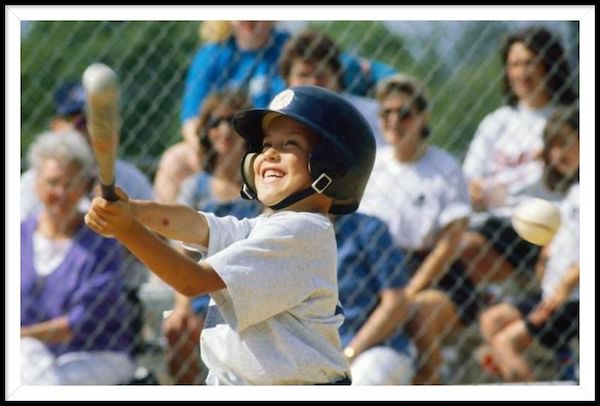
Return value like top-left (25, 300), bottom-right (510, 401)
top-left (20, 130), bottom-right (136, 385)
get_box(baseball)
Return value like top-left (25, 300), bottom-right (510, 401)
top-left (511, 197), bottom-right (561, 246)
top-left (82, 63), bottom-right (118, 95)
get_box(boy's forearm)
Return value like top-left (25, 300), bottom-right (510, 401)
top-left (130, 199), bottom-right (209, 246)
top-left (116, 220), bottom-right (224, 297)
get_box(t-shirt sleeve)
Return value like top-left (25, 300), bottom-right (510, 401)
top-left (181, 211), bottom-right (255, 256)
top-left (205, 215), bottom-right (333, 332)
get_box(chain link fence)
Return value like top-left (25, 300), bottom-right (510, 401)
top-left (20, 19), bottom-right (580, 386)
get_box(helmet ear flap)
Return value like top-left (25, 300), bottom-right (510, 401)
top-left (240, 152), bottom-right (258, 200)
top-left (309, 143), bottom-right (348, 190)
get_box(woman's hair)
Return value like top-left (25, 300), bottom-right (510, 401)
top-left (541, 104), bottom-right (579, 193)
top-left (198, 21), bottom-right (232, 44)
top-left (375, 73), bottom-right (431, 138)
top-left (279, 30), bottom-right (343, 91)
top-left (501, 26), bottom-right (578, 106)
top-left (28, 130), bottom-right (96, 182)
top-left (196, 89), bottom-right (251, 173)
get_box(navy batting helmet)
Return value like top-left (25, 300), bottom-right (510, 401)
top-left (232, 85), bottom-right (376, 214)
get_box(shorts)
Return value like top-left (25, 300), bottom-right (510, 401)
top-left (517, 297), bottom-right (579, 350)
top-left (407, 253), bottom-right (483, 326)
top-left (477, 216), bottom-right (541, 273)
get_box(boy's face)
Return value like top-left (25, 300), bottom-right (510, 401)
top-left (253, 115), bottom-right (319, 207)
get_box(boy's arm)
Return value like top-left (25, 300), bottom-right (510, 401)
top-left (130, 199), bottom-right (209, 246)
top-left (85, 192), bottom-right (224, 296)
top-left (117, 220), bottom-right (225, 297)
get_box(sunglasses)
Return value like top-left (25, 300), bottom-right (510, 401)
top-left (380, 106), bottom-right (415, 121)
top-left (206, 115), bottom-right (234, 129)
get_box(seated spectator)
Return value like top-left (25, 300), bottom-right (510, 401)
top-left (334, 212), bottom-right (416, 385)
top-left (21, 130), bottom-right (137, 385)
top-left (154, 21), bottom-right (397, 204)
top-left (459, 26), bottom-right (578, 285)
top-left (154, 21), bottom-right (289, 204)
top-left (161, 89), bottom-right (262, 384)
top-left (477, 105), bottom-right (580, 383)
top-left (358, 74), bottom-right (479, 384)
top-left (21, 81), bottom-right (154, 219)
top-left (20, 80), bottom-right (155, 357)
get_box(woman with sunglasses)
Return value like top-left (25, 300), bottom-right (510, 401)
top-left (161, 89), bottom-right (262, 384)
top-left (358, 73), bottom-right (477, 384)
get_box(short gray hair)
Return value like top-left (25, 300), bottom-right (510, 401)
top-left (27, 130), bottom-right (96, 181)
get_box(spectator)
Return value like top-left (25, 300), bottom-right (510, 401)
top-left (21, 81), bottom-right (154, 220)
top-left (460, 26), bottom-right (578, 284)
top-left (154, 21), bottom-right (397, 204)
top-left (358, 74), bottom-right (478, 384)
top-left (20, 80), bottom-right (155, 357)
top-left (278, 29), bottom-right (386, 146)
top-left (162, 89), bottom-right (262, 384)
top-left (20, 130), bottom-right (137, 385)
top-left (334, 212), bottom-right (416, 385)
top-left (154, 21), bottom-right (289, 204)
top-left (477, 105), bottom-right (580, 382)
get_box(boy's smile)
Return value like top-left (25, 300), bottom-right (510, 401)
top-left (253, 115), bottom-right (318, 207)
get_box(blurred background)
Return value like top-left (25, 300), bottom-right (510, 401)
top-left (18, 19), bottom-right (581, 386)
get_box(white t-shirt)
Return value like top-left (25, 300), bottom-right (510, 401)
top-left (187, 211), bottom-right (349, 385)
top-left (359, 145), bottom-right (471, 250)
top-left (462, 104), bottom-right (555, 218)
top-left (542, 183), bottom-right (579, 301)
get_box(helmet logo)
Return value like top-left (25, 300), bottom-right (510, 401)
top-left (269, 89), bottom-right (294, 111)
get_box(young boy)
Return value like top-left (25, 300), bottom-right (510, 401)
top-left (85, 85), bottom-right (376, 385)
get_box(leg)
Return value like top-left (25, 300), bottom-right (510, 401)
top-left (406, 289), bottom-right (461, 384)
top-left (459, 230), bottom-right (515, 284)
top-left (53, 351), bottom-right (136, 385)
top-left (490, 319), bottom-right (534, 382)
top-left (479, 302), bottom-right (522, 343)
top-left (476, 303), bottom-right (522, 376)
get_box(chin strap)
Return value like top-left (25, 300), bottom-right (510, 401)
top-left (241, 173), bottom-right (333, 211)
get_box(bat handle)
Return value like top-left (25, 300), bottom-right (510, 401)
top-left (101, 183), bottom-right (119, 202)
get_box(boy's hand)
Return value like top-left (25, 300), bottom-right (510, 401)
top-left (85, 186), bottom-right (134, 238)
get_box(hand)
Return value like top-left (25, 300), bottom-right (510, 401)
top-left (527, 287), bottom-right (568, 326)
top-left (468, 179), bottom-right (486, 211)
top-left (85, 186), bottom-right (133, 238)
